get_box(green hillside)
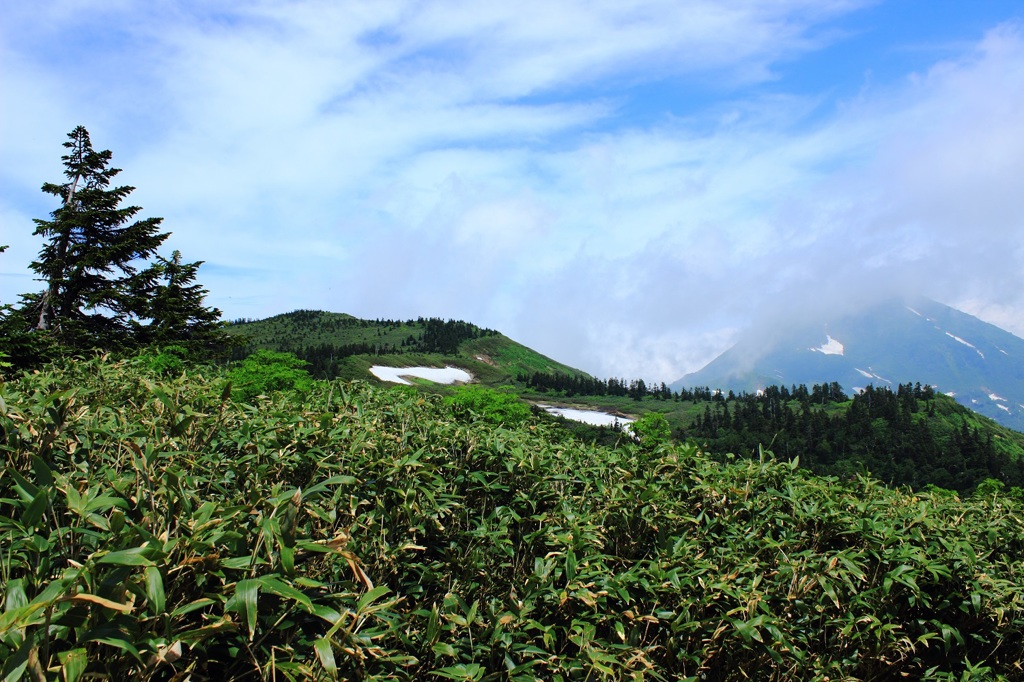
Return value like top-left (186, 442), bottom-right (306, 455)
top-left (2, 354), bottom-right (1024, 679)
top-left (225, 310), bottom-right (587, 385)
top-left (522, 380), bottom-right (1024, 494)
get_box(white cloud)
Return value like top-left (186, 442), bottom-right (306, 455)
top-left (2, 2), bottom-right (1023, 379)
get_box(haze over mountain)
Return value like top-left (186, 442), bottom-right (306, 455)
top-left (672, 298), bottom-right (1024, 431)
top-left (3, 4), bottom-right (1024, 381)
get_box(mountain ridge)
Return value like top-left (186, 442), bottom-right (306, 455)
top-left (671, 297), bottom-right (1024, 431)
top-left (224, 309), bottom-right (591, 385)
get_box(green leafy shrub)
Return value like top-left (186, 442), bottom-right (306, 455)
top-left (229, 349), bottom-right (312, 402)
top-left (974, 477), bottom-right (1006, 498)
top-left (630, 411), bottom-right (671, 449)
top-left (136, 344), bottom-right (191, 377)
top-left (443, 384), bottom-right (532, 425)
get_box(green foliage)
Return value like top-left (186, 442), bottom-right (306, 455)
top-left (630, 411), bottom-right (671, 449)
top-left (538, 382), bottom-right (1024, 494)
top-left (683, 383), bottom-right (1024, 493)
top-left (135, 344), bottom-right (191, 377)
top-left (0, 319), bottom-right (63, 372)
top-left (444, 385), bottom-right (533, 425)
top-left (973, 478), bottom-right (1006, 498)
top-left (134, 250), bottom-right (224, 348)
top-left (229, 349), bottom-right (313, 401)
top-left (3, 356), bottom-right (1024, 679)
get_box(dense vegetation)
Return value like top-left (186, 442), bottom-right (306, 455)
top-left (521, 372), bottom-right (676, 401)
top-left (685, 383), bottom-right (1024, 493)
top-left (3, 355), bottom-right (1024, 680)
top-left (230, 314), bottom-right (1024, 495)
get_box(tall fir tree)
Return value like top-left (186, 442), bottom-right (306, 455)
top-left (27, 125), bottom-right (169, 348)
top-left (1, 126), bottom-right (227, 367)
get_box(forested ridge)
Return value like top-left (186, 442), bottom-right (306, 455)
top-left (227, 312), bottom-right (500, 378)
top-left (223, 309), bottom-right (583, 383)
top-left (686, 383), bottom-right (1023, 493)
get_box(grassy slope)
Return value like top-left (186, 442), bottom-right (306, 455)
top-left (225, 310), bottom-right (590, 386)
top-left (3, 356), bottom-right (1024, 679)
top-left (459, 334), bottom-right (583, 378)
top-left (224, 310), bottom-right (425, 352)
top-left (928, 391), bottom-right (1024, 460)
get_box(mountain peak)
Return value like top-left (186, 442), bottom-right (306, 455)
top-left (672, 297), bottom-right (1024, 431)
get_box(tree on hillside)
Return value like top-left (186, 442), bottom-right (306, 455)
top-left (26, 125), bottom-right (170, 347)
top-left (6, 126), bottom-right (225, 360)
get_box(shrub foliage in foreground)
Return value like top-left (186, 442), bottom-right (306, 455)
top-left (2, 357), bottom-right (1024, 680)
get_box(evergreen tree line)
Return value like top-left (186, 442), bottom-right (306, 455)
top-left (229, 313), bottom-right (496, 353)
top-left (231, 310), bottom-right (415, 334)
top-left (520, 371), bottom-right (675, 400)
top-left (0, 127), bottom-right (225, 368)
top-left (522, 371), bottom-right (854, 405)
top-left (689, 383), bottom-right (1018, 493)
top-left (289, 342), bottom-right (404, 378)
top-left (418, 317), bottom-right (497, 354)
top-left (228, 315), bottom-right (499, 378)
top-left (520, 372), bottom-right (856, 403)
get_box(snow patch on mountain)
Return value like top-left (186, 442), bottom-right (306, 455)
top-left (945, 332), bottom-right (985, 359)
top-left (541, 405), bottom-right (634, 427)
top-left (811, 335), bottom-right (844, 356)
top-left (990, 393), bottom-right (1007, 402)
top-left (855, 367), bottom-right (892, 384)
top-left (671, 298), bottom-right (1024, 432)
top-left (999, 404), bottom-right (1011, 413)
top-left (370, 366), bottom-right (472, 385)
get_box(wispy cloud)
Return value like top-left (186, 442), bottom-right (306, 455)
top-left (2, 1), bottom-right (1022, 381)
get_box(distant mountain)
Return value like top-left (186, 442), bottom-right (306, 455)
top-left (671, 298), bottom-right (1024, 431)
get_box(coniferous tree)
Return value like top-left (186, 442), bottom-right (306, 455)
top-left (12, 126), bottom-right (225, 359)
top-left (135, 250), bottom-right (224, 347)
top-left (26, 126), bottom-right (169, 348)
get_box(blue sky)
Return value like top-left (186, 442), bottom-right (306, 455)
top-left (2, 1), bottom-right (1023, 381)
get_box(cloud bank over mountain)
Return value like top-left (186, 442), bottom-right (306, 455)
top-left (2, 1), bottom-right (1022, 380)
